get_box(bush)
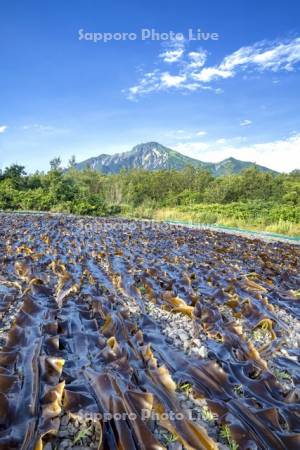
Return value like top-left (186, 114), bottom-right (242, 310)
top-left (0, 161), bottom-right (299, 236)
top-left (20, 188), bottom-right (55, 211)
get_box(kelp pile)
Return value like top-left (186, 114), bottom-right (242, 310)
top-left (0, 213), bottom-right (299, 450)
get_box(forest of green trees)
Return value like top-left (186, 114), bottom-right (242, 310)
top-left (1, 157), bottom-right (299, 235)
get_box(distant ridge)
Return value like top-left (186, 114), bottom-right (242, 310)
top-left (75, 142), bottom-right (277, 176)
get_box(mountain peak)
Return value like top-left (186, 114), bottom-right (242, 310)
top-left (222, 157), bottom-right (237, 162)
top-left (132, 141), bottom-right (164, 149)
top-left (75, 142), bottom-right (277, 175)
top-left (130, 142), bottom-right (170, 157)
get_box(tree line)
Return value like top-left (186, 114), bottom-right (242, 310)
top-left (0, 157), bottom-right (299, 218)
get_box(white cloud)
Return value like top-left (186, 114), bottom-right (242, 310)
top-left (188, 50), bottom-right (207, 68)
top-left (159, 38), bottom-right (185, 63)
top-left (216, 138), bottom-right (227, 144)
top-left (172, 133), bottom-right (300, 172)
top-left (240, 119), bottom-right (252, 127)
top-left (159, 48), bottom-right (184, 63)
top-left (248, 39), bottom-right (300, 71)
top-left (165, 129), bottom-right (208, 141)
top-left (160, 72), bottom-right (186, 88)
top-left (126, 70), bottom-right (162, 99)
top-left (192, 66), bottom-right (232, 82)
top-left (195, 37), bottom-right (300, 83)
top-left (164, 131), bottom-right (189, 141)
top-left (214, 136), bottom-right (248, 145)
top-left (0, 125), bottom-right (7, 134)
top-left (126, 70), bottom-right (187, 99)
top-left (174, 141), bottom-right (210, 154)
top-left (126, 36), bottom-right (300, 98)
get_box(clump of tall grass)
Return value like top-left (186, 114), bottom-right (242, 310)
top-left (264, 220), bottom-right (300, 236)
top-left (143, 205), bottom-right (300, 237)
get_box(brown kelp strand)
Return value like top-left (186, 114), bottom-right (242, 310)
top-left (0, 213), bottom-right (299, 450)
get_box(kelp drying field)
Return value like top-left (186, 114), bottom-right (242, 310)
top-left (0, 214), bottom-right (300, 450)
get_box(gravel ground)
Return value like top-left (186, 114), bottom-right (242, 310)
top-left (0, 284), bottom-right (23, 350)
top-left (1, 214), bottom-right (299, 450)
top-left (50, 413), bottom-right (101, 450)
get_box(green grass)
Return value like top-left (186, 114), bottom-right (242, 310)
top-left (73, 426), bottom-right (92, 444)
top-left (201, 405), bottom-right (217, 424)
top-left (178, 382), bottom-right (193, 394)
top-left (138, 285), bottom-right (147, 295)
top-left (163, 433), bottom-right (178, 445)
top-left (220, 424), bottom-right (239, 450)
top-left (233, 385), bottom-right (244, 397)
top-left (273, 368), bottom-right (292, 382)
top-left (124, 202), bottom-right (300, 237)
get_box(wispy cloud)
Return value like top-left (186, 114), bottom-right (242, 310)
top-left (159, 48), bottom-right (184, 63)
top-left (193, 37), bottom-right (300, 83)
top-left (216, 138), bottom-right (227, 144)
top-left (126, 36), bottom-right (300, 99)
top-left (126, 40), bottom-right (210, 99)
top-left (159, 39), bottom-right (185, 63)
top-left (187, 50), bottom-right (207, 68)
top-left (172, 132), bottom-right (300, 173)
top-left (23, 123), bottom-right (56, 132)
top-left (22, 123), bottom-right (69, 135)
top-left (164, 129), bottom-right (208, 140)
top-left (160, 72), bottom-right (187, 87)
top-left (0, 125), bottom-right (7, 134)
top-left (193, 66), bottom-right (232, 82)
top-left (240, 119), bottom-right (252, 127)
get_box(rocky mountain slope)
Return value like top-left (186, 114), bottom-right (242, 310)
top-left (75, 142), bottom-right (276, 175)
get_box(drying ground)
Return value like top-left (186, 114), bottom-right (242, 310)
top-left (0, 213), bottom-right (300, 450)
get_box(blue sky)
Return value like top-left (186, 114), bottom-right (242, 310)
top-left (0, 0), bottom-right (300, 172)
